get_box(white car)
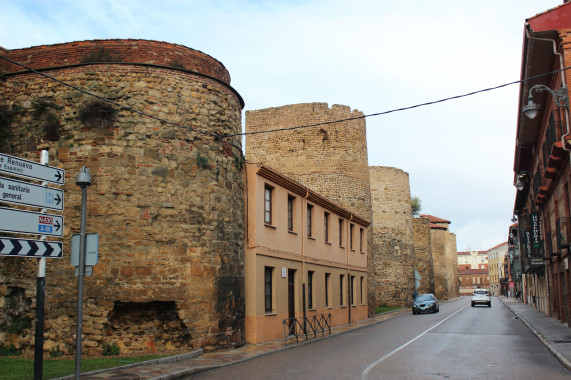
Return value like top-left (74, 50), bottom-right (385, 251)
top-left (471, 289), bottom-right (491, 307)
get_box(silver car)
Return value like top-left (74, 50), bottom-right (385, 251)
top-left (471, 289), bottom-right (491, 307)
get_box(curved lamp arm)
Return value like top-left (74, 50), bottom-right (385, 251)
top-left (522, 84), bottom-right (569, 119)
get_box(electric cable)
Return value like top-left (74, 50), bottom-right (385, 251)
top-left (2, 54), bottom-right (569, 142)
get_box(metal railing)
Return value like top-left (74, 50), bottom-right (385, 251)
top-left (282, 313), bottom-right (331, 345)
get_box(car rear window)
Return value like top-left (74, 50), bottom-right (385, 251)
top-left (474, 290), bottom-right (488, 295)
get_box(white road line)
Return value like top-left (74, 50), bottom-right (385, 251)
top-left (361, 305), bottom-right (468, 379)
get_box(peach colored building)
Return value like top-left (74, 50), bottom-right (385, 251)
top-left (244, 163), bottom-right (370, 344)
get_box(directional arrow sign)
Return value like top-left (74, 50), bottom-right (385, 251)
top-left (0, 237), bottom-right (63, 258)
top-left (0, 176), bottom-right (64, 210)
top-left (0, 153), bottom-right (64, 185)
top-left (0, 206), bottom-right (63, 237)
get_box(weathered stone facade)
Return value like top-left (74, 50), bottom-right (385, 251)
top-left (245, 103), bottom-right (375, 313)
top-left (412, 217), bottom-right (435, 295)
top-left (0, 40), bottom-right (245, 355)
top-left (421, 215), bottom-right (459, 300)
top-left (369, 166), bottom-right (415, 307)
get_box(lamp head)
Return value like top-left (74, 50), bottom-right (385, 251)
top-left (76, 166), bottom-right (92, 188)
top-left (522, 94), bottom-right (540, 119)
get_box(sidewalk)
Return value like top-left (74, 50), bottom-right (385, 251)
top-left (499, 296), bottom-right (571, 370)
top-left (58, 297), bottom-right (571, 379)
top-left (56, 308), bottom-right (410, 380)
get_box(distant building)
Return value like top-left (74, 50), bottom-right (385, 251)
top-left (487, 242), bottom-right (508, 296)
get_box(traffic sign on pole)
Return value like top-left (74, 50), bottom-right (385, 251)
top-left (0, 206), bottom-right (63, 237)
top-left (0, 176), bottom-right (64, 210)
top-left (0, 237), bottom-right (62, 258)
top-left (0, 153), bottom-right (64, 185)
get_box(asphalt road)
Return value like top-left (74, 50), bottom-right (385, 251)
top-left (189, 297), bottom-right (571, 379)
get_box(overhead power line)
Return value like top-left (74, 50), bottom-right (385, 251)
top-left (1, 54), bottom-right (570, 141)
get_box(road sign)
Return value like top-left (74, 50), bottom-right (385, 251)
top-left (0, 206), bottom-right (63, 237)
top-left (71, 233), bottom-right (99, 266)
top-left (0, 237), bottom-right (62, 258)
top-left (0, 153), bottom-right (64, 185)
top-left (0, 176), bottom-right (64, 210)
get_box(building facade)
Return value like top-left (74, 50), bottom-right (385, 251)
top-left (244, 163), bottom-right (369, 343)
top-left (512, 3), bottom-right (571, 324)
top-left (487, 242), bottom-right (508, 296)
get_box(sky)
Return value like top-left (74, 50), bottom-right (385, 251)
top-left (0, 0), bottom-right (565, 251)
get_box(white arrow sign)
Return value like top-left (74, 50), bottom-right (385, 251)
top-left (0, 206), bottom-right (63, 237)
top-left (0, 153), bottom-right (64, 185)
top-left (0, 237), bottom-right (62, 258)
top-left (0, 176), bottom-right (64, 210)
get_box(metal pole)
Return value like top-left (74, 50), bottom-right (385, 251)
top-left (34, 150), bottom-right (49, 380)
top-left (74, 167), bottom-right (91, 380)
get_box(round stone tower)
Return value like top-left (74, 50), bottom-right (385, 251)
top-left (369, 166), bottom-right (415, 307)
top-left (0, 40), bottom-right (245, 355)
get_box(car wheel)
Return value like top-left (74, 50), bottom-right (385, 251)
top-left (412, 310), bottom-right (417, 315)
top-left (471, 302), bottom-right (475, 307)
top-left (488, 302), bottom-right (491, 307)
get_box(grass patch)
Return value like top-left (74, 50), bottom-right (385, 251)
top-left (0, 355), bottom-right (165, 380)
top-left (374, 306), bottom-right (402, 314)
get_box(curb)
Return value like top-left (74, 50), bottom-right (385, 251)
top-left (500, 298), bottom-right (571, 371)
top-left (52, 349), bottom-right (204, 380)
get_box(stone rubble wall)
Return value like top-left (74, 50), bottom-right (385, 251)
top-left (0, 40), bottom-right (245, 356)
top-left (412, 217), bottom-right (435, 295)
top-left (369, 166), bottom-right (415, 307)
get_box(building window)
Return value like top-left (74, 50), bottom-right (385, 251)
top-left (325, 273), bottom-right (331, 307)
top-left (339, 219), bottom-right (344, 246)
top-left (308, 271), bottom-right (314, 309)
top-left (324, 212), bottom-right (330, 242)
top-left (360, 277), bottom-right (364, 304)
top-left (350, 275), bottom-right (355, 305)
top-left (265, 267), bottom-right (273, 313)
top-left (340, 274), bottom-right (345, 306)
top-left (288, 195), bottom-right (295, 232)
top-left (350, 224), bottom-right (354, 250)
top-left (307, 204), bottom-right (313, 237)
top-left (264, 185), bottom-right (273, 225)
top-left (360, 228), bottom-right (364, 252)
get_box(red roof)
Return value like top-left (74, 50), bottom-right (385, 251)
top-left (527, 2), bottom-right (571, 32)
top-left (420, 215), bottom-right (451, 224)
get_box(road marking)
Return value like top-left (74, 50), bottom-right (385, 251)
top-left (361, 305), bottom-right (468, 379)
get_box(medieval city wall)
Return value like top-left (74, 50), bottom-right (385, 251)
top-left (0, 40), bottom-right (245, 355)
top-left (412, 217), bottom-right (435, 295)
top-left (369, 166), bottom-right (415, 307)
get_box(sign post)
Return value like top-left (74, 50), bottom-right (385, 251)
top-left (74, 167), bottom-right (91, 380)
top-left (0, 151), bottom-right (65, 380)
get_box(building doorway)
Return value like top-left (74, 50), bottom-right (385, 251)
top-left (288, 269), bottom-right (296, 320)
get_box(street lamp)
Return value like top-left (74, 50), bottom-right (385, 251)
top-left (522, 84), bottom-right (569, 120)
top-left (514, 170), bottom-right (532, 191)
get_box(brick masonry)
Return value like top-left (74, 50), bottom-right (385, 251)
top-left (0, 40), bottom-right (245, 355)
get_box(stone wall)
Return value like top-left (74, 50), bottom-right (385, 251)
top-left (0, 40), bottom-right (245, 355)
top-left (425, 217), bottom-right (458, 300)
top-left (245, 102), bottom-right (375, 314)
top-left (412, 217), bottom-right (435, 295)
top-left (369, 167), bottom-right (415, 307)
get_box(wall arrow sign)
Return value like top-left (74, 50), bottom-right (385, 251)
top-left (0, 153), bottom-right (65, 185)
top-left (0, 237), bottom-right (62, 258)
top-left (0, 176), bottom-right (64, 210)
